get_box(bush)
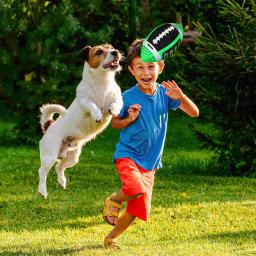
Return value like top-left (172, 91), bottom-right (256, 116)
top-left (0, 0), bottom-right (218, 144)
top-left (0, 0), bottom-right (130, 144)
top-left (186, 0), bottom-right (256, 175)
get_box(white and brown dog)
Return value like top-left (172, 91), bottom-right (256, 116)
top-left (38, 44), bottom-right (123, 198)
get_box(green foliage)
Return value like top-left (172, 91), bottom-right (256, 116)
top-left (185, 0), bottom-right (256, 175)
top-left (148, 0), bottom-right (217, 29)
top-left (0, 0), bottom-right (216, 144)
top-left (0, 0), bottom-right (130, 144)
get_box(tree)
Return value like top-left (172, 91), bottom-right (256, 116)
top-left (0, 0), bottom-right (130, 143)
top-left (187, 0), bottom-right (256, 175)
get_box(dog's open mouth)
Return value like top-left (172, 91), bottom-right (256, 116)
top-left (103, 58), bottom-right (120, 70)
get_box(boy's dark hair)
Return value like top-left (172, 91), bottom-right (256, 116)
top-left (127, 39), bottom-right (144, 66)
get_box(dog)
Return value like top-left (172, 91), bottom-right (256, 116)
top-left (38, 44), bottom-right (123, 198)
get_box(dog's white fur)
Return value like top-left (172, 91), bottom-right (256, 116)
top-left (38, 45), bottom-right (123, 198)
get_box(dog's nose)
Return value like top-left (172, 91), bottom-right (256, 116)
top-left (111, 50), bottom-right (118, 57)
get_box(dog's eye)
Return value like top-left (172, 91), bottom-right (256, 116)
top-left (95, 50), bottom-right (103, 56)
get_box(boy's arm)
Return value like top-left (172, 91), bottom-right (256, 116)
top-left (112, 104), bottom-right (141, 129)
top-left (162, 80), bottom-right (199, 117)
top-left (178, 94), bottom-right (199, 117)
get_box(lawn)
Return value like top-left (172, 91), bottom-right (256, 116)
top-left (0, 113), bottom-right (255, 256)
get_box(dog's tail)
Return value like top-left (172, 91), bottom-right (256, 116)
top-left (40, 104), bottom-right (66, 133)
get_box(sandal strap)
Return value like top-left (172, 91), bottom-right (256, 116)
top-left (103, 209), bottom-right (119, 217)
top-left (103, 196), bottom-right (122, 218)
top-left (105, 197), bottom-right (122, 209)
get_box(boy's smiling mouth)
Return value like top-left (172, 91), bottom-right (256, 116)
top-left (141, 78), bottom-right (152, 85)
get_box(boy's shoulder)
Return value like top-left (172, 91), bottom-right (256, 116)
top-left (122, 83), bottom-right (166, 97)
top-left (122, 84), bottom-right (138, 97)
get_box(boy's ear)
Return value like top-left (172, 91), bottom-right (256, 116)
top-left (79, 46), bottom-right (91, 62)
top-left (158, 61), bottom-right (165, 74)
top-left (128, 65), bottom-right (135, 76)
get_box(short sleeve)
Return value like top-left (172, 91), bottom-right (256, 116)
top-left (118, 95), bottom-right (128, 117)
top-left (168, 97), bottom-right (181, 110)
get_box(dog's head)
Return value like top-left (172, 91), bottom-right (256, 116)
top-left (80, 44), bottom-right (122, 72)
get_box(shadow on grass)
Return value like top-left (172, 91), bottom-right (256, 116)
top-left (197, 230), bottom-right (256, 241)
top-left (0, 194), bottom-right (110, 232)
top-left (0, 163), bottom-right (118, 232)
top-left (0, 244), bottom-right (104, 256)
top-left (153, 169), bottom-right (256, 208)
top-left (1, 164), bottom-right (255, 232)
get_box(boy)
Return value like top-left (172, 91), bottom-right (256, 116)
top-left (102, 39), bottom-right (199, 249)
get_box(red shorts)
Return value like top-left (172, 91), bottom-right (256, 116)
top-left (115, 158), bottom-right (155, 221)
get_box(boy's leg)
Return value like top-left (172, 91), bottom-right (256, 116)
top-left (104, 212), bottom-right (136, 249)
top-left (106, 190), bottom-right (142, 225)
top-left (113, 189), bottom-right (142, 204)
top-left (103, 158), bottom-right (155, 248)
top-left (106, 212), bottom-right (136, 239)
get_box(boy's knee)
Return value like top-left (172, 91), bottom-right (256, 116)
top-left (130, 192), bottom-right (143, 200)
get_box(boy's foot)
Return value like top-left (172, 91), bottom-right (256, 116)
top-left (102, 195), bottom-right (122, 226)
top-left (104, 237), bottom-right (121, 250)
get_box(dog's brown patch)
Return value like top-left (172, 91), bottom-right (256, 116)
top-left (87, 44), bottom-right (113, 69)
top-left (43, 119), bottom-right (54, 133)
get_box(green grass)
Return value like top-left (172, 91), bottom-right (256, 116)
top-left (0, 113), bottom-right (255, 256)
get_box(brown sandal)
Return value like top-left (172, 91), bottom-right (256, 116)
top-left (102, 196), bottom-right (122, 226)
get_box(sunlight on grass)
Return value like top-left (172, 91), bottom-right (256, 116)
top-left (0, 117), bottom-right (255, 255)
top-left (0, 200), bottom-right (255, 255)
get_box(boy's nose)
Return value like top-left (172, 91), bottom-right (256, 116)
top-left (143, 68), bottom-right (151, 75)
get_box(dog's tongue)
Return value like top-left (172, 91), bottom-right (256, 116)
top-left (110, 60), bottom-right (118, 67)
top-left (104, 59), bottom-right (119, 69)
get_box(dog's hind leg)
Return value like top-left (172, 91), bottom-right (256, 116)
top-left (55, 144), bottom-right (82, 189)
top-left (38, 134), bottom-right (62, 198)
top-left (55, 160), bottom-right (67, 189)
top-left (38, 157), bottom-right (56, 198)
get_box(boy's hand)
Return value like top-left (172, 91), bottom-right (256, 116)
top-left (162, 80), bottom-right (184, 100)
top-left (111, 104), bottom-right (141, 129)
top-left (127, 104), bottom-right (141, 122)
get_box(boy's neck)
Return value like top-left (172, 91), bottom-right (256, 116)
top-left (137, 83), bottom-right (157, 95)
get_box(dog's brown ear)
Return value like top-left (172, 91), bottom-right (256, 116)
top-left (79, 46), bottom-right (91, 62)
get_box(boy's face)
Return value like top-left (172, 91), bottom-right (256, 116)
top-left (128, 57), bottom-right (165, 91)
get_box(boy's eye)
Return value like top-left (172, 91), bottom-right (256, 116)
top-left (95, 50), bottom-right (103, 55)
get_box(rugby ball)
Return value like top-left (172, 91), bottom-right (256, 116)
top-left (141, 23), bottom-right (184, 62)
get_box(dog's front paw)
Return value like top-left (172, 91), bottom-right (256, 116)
top-left (91, 109), bottom-right (103, 122)
top-left (108, 103), bottom-right (121, 116)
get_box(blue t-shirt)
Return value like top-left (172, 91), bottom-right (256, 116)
top-left (114, 83), bottom-right (181, 171)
